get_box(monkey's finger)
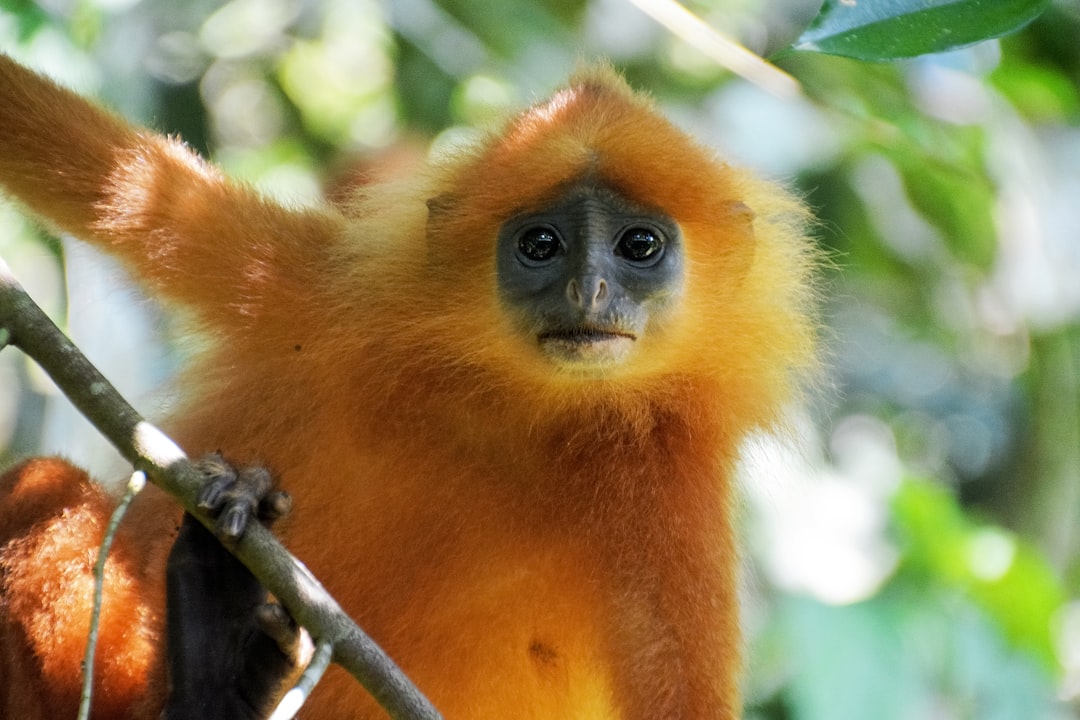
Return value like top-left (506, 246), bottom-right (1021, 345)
top-left (193, 456), bottom-right (278, 538)
top-left (217, 501), bottom-right (256, 539)
top-left (194, 452), bottom-right (238, 510)
top-left (215, 490), bottom-right (287, 538)
top-left (255, 603), bottom-right (314, 667)
top-left (237, 466), bottom-right (274, 500)
top-left (259, 490), bottom-right (292, 523)
top-left (214, 467), bottom-right (276, 537)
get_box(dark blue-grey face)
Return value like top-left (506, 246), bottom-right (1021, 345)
top-left (496, 182), bottom-right (684, 370)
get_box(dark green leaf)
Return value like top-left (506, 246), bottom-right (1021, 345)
top-left (795, 0), bottom-right (1051, 60)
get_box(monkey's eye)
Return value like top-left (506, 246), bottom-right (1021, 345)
top-left (616, 227), bottom-right (664, 263)
top-left (517, 227), bottom-right (562, 263)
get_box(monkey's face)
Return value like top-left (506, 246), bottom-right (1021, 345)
top-left (496, 181), bottom-right (685, 373)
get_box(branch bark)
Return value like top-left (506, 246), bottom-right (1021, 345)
top-left (0, 254), bottom-right (441, 720)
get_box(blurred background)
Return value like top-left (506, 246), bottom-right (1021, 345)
top-left (1, 0), bottom-right (1079, 717)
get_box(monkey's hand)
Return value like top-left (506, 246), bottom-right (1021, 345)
top-left (162, 454), bottom-right (311, 720)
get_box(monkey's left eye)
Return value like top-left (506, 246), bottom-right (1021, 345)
top-left (517, 227), bottom-right (562, 263)
top-left (616, 227), bottom-right (664, 263)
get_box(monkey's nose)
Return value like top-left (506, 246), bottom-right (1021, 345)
top-left (567, 276), bottom-right (609, 312)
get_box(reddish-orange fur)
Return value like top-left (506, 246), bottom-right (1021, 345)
top-left (0, 55), bottom-right (817, 719)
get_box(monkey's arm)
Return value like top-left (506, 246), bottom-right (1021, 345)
top-left (0, 55), bottom-right (345, 323)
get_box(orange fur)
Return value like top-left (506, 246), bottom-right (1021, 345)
top-left (0, 56), bottom-right (818, 718)
top-left (0, 458), bottom-right (172, 719)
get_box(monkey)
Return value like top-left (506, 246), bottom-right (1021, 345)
top-left (0, 53), bottom-right (819, 718)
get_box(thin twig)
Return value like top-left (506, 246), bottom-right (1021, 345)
top-left (268, 639), bottom-right (335, 720)
top-left (0, 254), bottom-right (442, 720)
top-left (78, 470), bottom-right (147, 720)
top-left (625, 0), bottom-right (802, 99)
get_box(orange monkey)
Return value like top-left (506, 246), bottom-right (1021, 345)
top-left (0, 54), bottom-right (818, 718)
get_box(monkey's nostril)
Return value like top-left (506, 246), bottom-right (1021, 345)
top-left (567, 276), bottom-right (608, 311)
top-left (567, 278), bottom-right (581, 306)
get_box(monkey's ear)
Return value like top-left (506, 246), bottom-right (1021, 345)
top-left (426, 193), bottom-right (456, 238)
top-left (426, 193), bottom-right (456, 218)
top-left (724, 200), bottom-right (757, 280)
top-left (725, 200), bottom-right (754, 223)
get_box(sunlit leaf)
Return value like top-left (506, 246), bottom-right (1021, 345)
top-left (992, 61), bottom-right (1080, 123)
top-left (771, 591), bottom-right (1061, 720)
top-left (890, 149), bottom-right (997, 270)
top-left (0, 0), bottom-right (51, 41)
top-left (795, 0), bottom-right (1051, 60)
top-left (892, 480), bottom-right (1063, 667)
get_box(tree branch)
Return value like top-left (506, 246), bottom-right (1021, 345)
top-left (0, 255), bottom-right (441, 720)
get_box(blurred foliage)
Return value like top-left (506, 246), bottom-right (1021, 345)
top-left (1, 0), bottom-right (1080, 718)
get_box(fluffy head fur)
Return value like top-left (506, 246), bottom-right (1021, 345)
top-left (334, 65), bottom-right (818, 446)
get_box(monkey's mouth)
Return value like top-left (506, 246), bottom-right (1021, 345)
top-left (537, 325), bottom-right (637, 366)
top-left (539, 326), bottom-right (636, 344)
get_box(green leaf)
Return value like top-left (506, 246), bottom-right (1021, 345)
top-left (795, 0), bottom-right (1051, 60)
top-left (0, 0), bottom-right (51, 41)
top-left (992, 61), bottom-right (1080, 123)
top-left (892, 479), bottom-right (1064, 668)
top-left (889, 145), bottom-right (998, 270)
top-left (771, 591), bottom-right (1061, 720)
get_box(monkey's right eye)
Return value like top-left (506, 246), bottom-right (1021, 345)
top-left (517, 227), bottom-right (562, 263)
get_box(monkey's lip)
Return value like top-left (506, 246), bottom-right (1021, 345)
top-left (538, 326), bottom-right (637, 344)
top-left (537, 326), bottom-right (637, 366)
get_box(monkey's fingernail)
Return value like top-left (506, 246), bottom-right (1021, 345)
top-left (197, 486), bottom-right (221, 509)
top-left (219, 506), bottom-right (248, 538)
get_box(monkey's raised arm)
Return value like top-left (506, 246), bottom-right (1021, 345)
top-left (0, 55), bottom-right (345, 325)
